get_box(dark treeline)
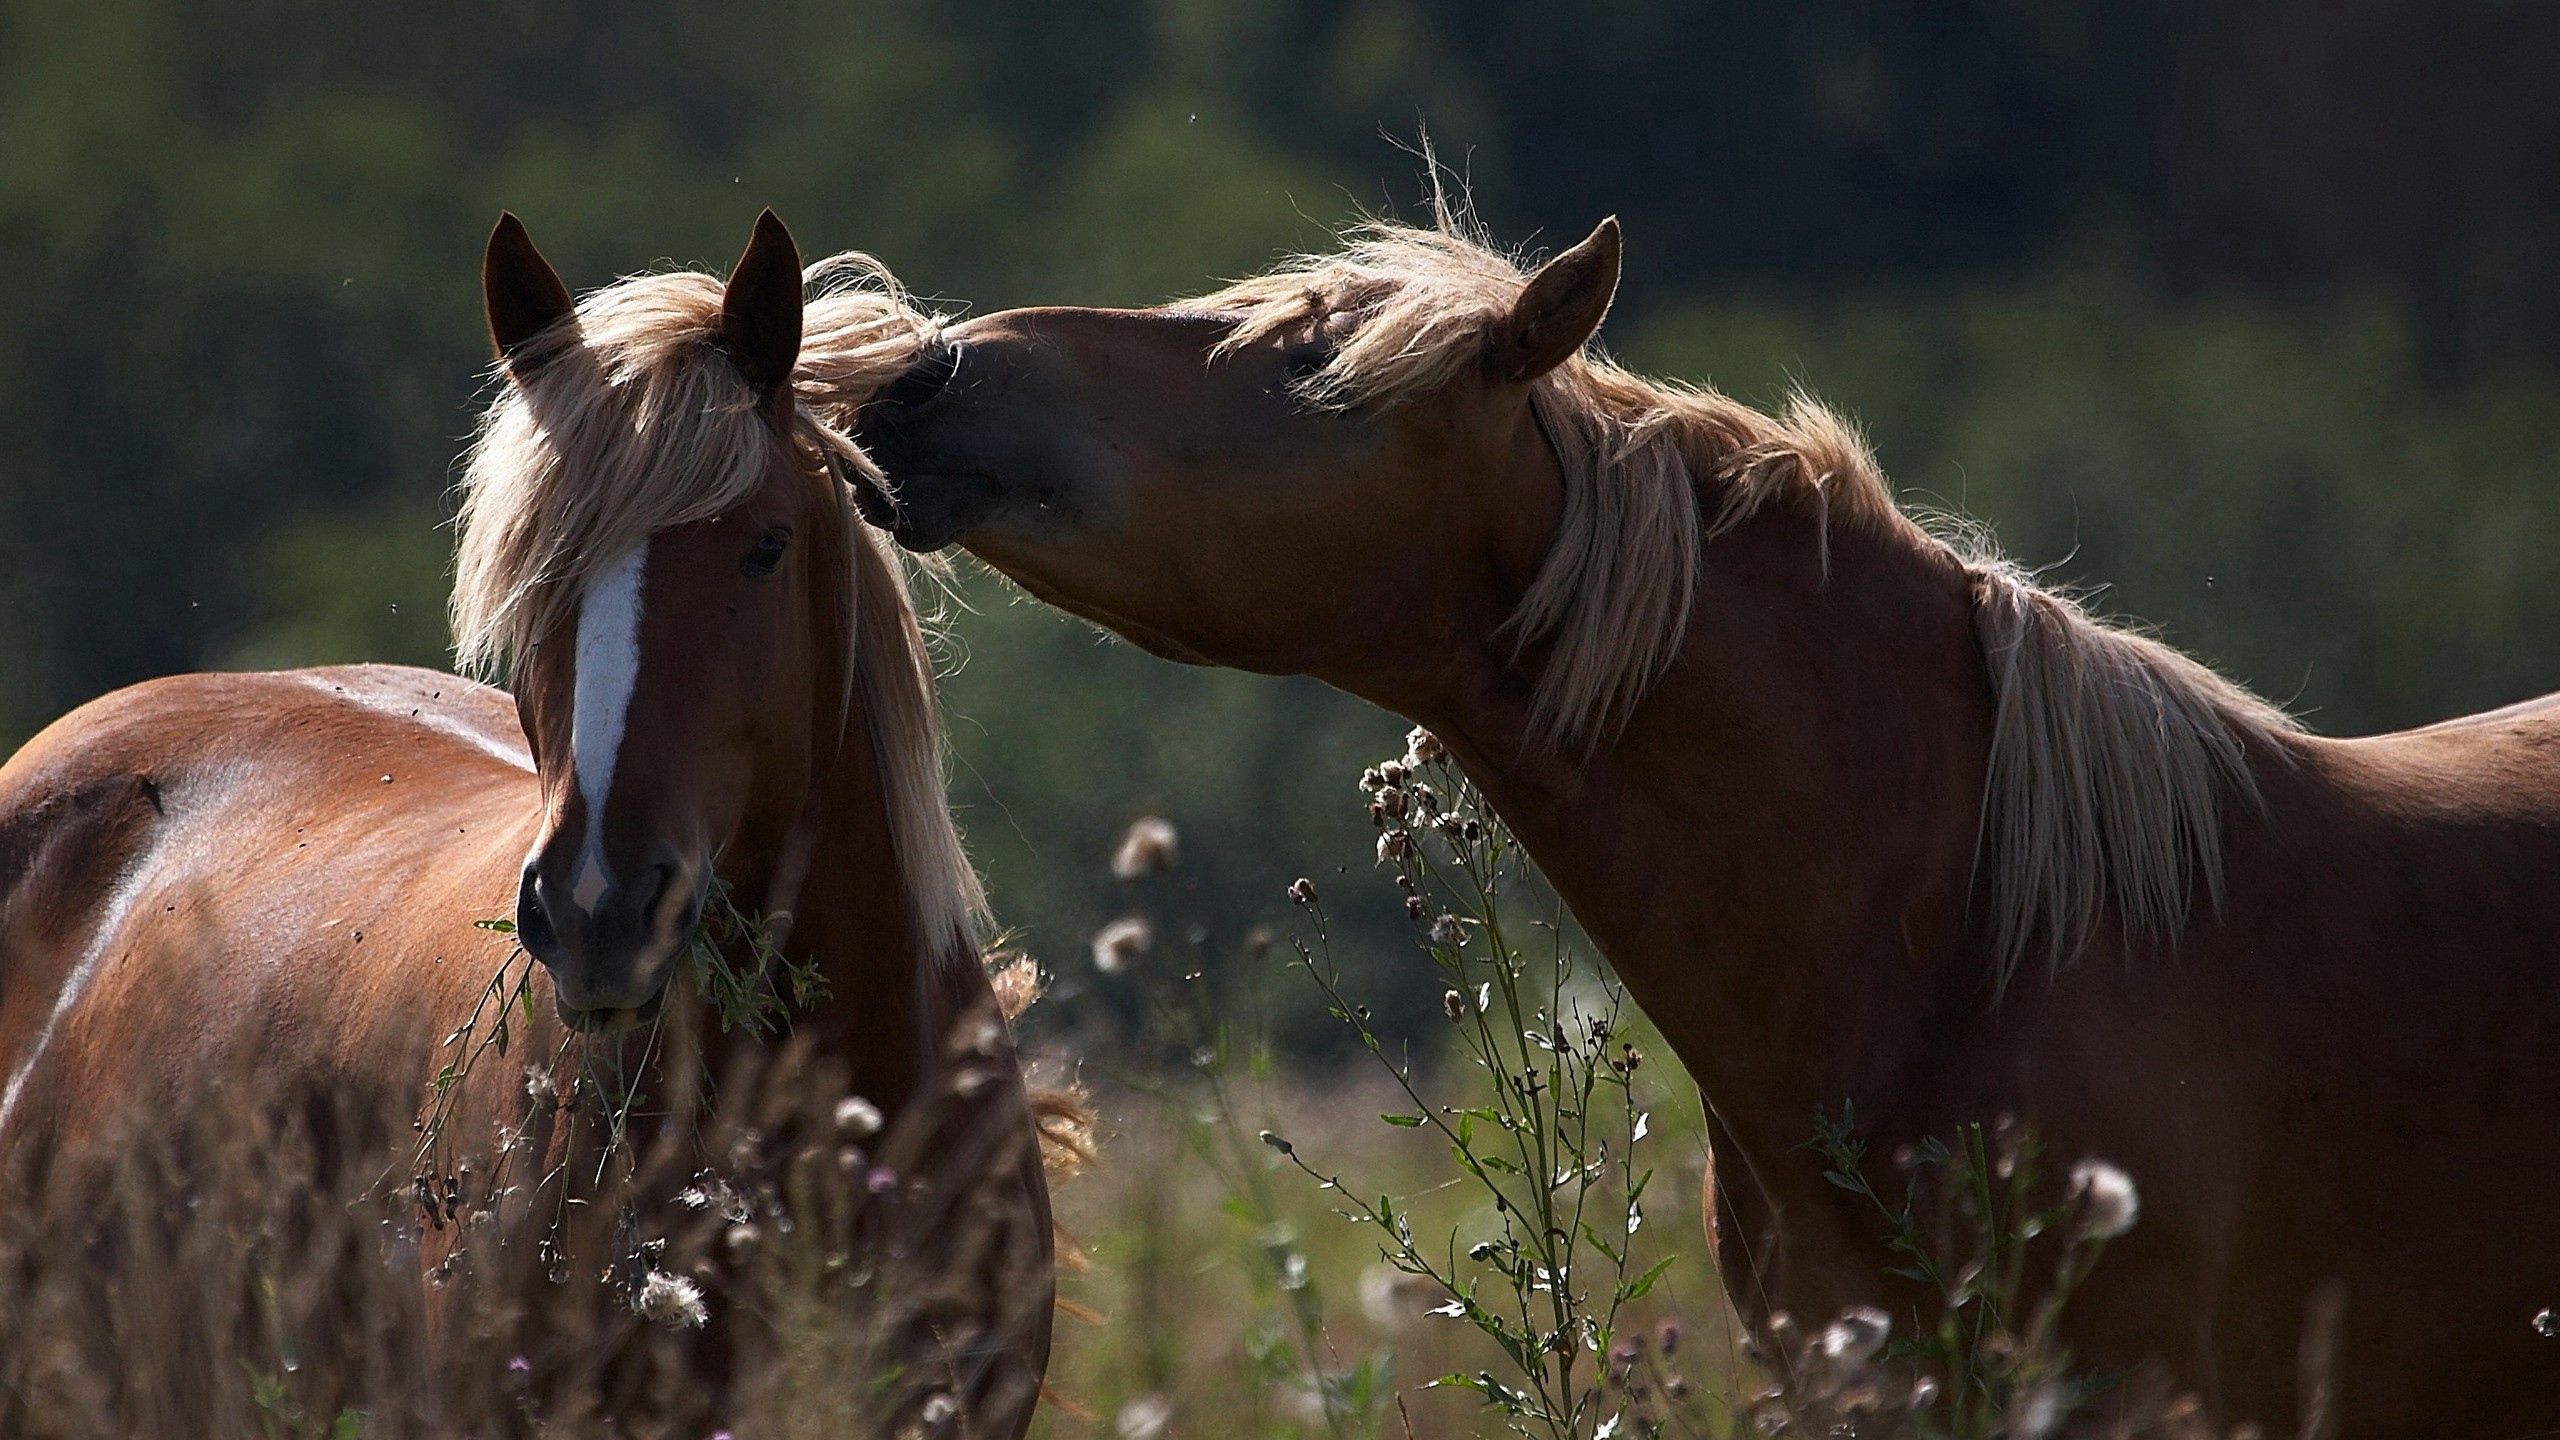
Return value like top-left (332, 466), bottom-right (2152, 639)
top-left (5, 0), bottom-right (2556, 1043)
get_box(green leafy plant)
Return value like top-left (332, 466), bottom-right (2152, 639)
top-left (684, 879), bottom-right (829, 1038)
top-left (1263, 730), bottom-right (1681, 1440)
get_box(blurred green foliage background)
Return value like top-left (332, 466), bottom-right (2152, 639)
top-left (5, 0), bottom-right (2556, 1049)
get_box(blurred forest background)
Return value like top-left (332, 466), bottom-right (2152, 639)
top-left (6, 0), bottom-right (2559, 1054)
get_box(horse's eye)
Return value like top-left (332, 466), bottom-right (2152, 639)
top-left (741, 528), bottom-right (790, 578)
top-left (873, 342), bottom-right (961, 414)
top-left (1281, 341), bottom-right (1334, 386)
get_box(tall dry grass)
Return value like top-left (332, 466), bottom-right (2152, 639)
top-left (0, 1032), bottom-right (1072, 1439)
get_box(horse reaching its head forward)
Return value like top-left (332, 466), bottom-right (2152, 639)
top-left (0, 211), bottom-right (1055, 1436)
top-left (853, 206), bottom-right (2560, 1433)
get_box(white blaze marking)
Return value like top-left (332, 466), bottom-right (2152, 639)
top-left (570, 546), bottom-right (648, 912)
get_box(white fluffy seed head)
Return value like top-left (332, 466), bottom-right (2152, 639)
top-left (1092, 915), bottom-right (1153, 974)
top-left (633, 1270), bottom-right (707, 1329)
top-left (1111, 816), bottom-right (1181, 879)
top-left (2068, 1158), bottom-right (2141, 1240)
top-left (834, 1095), bottom-right (885, 1138)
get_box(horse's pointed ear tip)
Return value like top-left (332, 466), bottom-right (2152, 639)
top-left (736, 208), bottom-right (801, 279)
top-left (1536, 218), bottom-right (1618, 286)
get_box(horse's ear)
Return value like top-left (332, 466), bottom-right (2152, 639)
top-left (721, 208), bottom-right (805, 403)
top-left (1493, 216), bottom-right (1621, 385)
top-left (482, 212), bottom-right (575, 368)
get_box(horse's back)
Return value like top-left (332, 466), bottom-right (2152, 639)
top-left (2401, 686), bottom-right (2560, 738)
top-left (0, 664), bottom-right (530, 824)
top-left (2313, 682), bottom-right (2560, 820)
top-left (0, 666), bottom-right (538, 1152)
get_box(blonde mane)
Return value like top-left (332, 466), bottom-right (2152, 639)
top-left (1200, 219), bottom-right (2298, 983)
top-left (450, 256), bottom-right (986, 962)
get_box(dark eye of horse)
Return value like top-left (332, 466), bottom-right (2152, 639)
top-left (873, 341), bottom-right (961, 413)
top-left (1281, 341), bottom-right (1334, 387)
top-left (741, 528), bottom-right (790, 578)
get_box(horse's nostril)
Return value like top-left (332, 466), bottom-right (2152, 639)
top-left (516, 867), bottom-right (560, 958)
top-left (635, 858), bottom-right (700, 942)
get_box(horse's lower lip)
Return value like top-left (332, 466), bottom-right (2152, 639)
top-left (561, 983), bottom-right (668, 1033)
top-left (889, 516), bottom-right (962, 552)
top-left (879, 478), bottom-right (974, 551)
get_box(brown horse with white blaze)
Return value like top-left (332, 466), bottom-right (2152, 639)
top-left (853, 213), bottom-right (2560, 1434)
top-left (0, 211), bottom-right (1054, 1435)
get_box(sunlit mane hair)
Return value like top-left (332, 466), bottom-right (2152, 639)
top-left (1198, 215), bottom-right (2299, 985)
top-left (450, 256), bottom-right (986, 961)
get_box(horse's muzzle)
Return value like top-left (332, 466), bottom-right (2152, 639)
top-left (516, 851), bottom-right (700, 1025)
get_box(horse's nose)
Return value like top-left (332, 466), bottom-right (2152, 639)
top-left (518, 844), bottom-right (697, 1016)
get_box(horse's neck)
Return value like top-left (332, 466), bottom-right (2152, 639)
top-left (1417, 509), bottom-right (1998, 1151)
